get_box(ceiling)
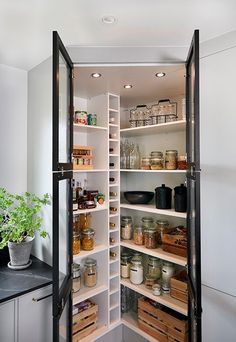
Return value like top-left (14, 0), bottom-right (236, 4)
top-left (74, 65), bottom-right (185, 108)
top-left (0, 0), bottom-right (236, 70)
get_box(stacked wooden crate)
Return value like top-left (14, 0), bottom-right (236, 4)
top-left (72, 300), bottom-right (98, 341)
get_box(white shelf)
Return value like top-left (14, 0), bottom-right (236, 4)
top-left (109, 288), bottom-right (119, 295)
top-left (120, 278), bottom-right (187, 316)
top-left (109, 183), bottom-right (119, 187)
top-left (73, 244), bottom-right (107, 261)
top-left (110, 304), bottom-right (119, 311)
top-left (73, 284), bottom-right (108, 305)
top-left (109, 213), bottom-right (119, 218)
top-left (109, 139), bottom-right (119, 142)
top-left (122, 312), bottom-right (158, 342)
top-left (120, 120), bottom-right (186, 137)
top-left (109, 154), bottom-right (119, 157)
top-left (109, 228), bottom-right (119, 233)
top-left (109, 169), bottom-right (119, 172)
top-left (109, 123), bottom-right (119, 127)
top-left (109, 258), bottom-right (119, 264)
top-left (79, 324), bottom-right (108, 342)
top-left (109, 108), bottom-right (119, 113)
top-left (73, 169), bottom-right (108, 173)
top-left (120, 203), bottom-right (187, 219)
top-left (121, 169), bottom-right (186, 174)
top-left (109, 198), bottom-right (119, 202)
top-left (73, 124), bottom-right (107, 132)
top-left (120, 240), bottom-right (187, 266)
top-left (109, 243), bottom-right (119, 248)
top-left (110, 272), bottom-right (119, 279)
top-left (73, 204), bottom-right (108, 215)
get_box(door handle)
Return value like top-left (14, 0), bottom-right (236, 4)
top-left (32, 293), bottom-right (52, 302)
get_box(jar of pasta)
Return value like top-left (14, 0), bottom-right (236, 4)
top-left (144, 228), bottom-right (158, 249)
top-left (165, 150), bottom-right (178, 170)
top-left (81, 228), bottom-right (95, 251)
top-left (73, 231), bottom-right (80, 255)
top-left (133, 223), bottom-right (144, 245)
top-left (84, 258), bottom-right (97, 287)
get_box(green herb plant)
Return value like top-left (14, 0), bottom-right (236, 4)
top-left (0, 188), bottom-right (50, 249)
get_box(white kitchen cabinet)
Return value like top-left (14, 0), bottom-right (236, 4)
top-left (18, 285), bottom-right (52, 342)
top-left (0, 299), bottom-right (16, 342)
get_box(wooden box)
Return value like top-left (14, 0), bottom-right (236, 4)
top-left (73, 145), bottom-right (94, 170)
top-left (138, 297), bottom-right (188, 342)
top-left (162, 226), bottom-right (187, 257)
top-left (170, 270), bottom-right (188, 304)
top-left (72, 300), bottom-right (98, 341)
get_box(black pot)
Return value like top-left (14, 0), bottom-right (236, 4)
top-left (174, 184), bottom-right (187, 212)
top-left (155, 184), bottom-right (172, 209)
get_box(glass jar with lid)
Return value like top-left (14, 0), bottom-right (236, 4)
top-left (131, 252), bottom-right (143, 263)
top-left (162, 261), bottom-right (175, 292)
top-left (141, 157), bottom-right (151, 170)
top-left (121, 253), bottom-right (131, 278)
top-left (73, 231), bottom-right (80, 255)
top-left (148, 257), bottom-right (161, 279)
top-left (144, 227), bottom-right (158, 249)
top-left (84, 258), bottom-right (97, 287)
top-left (130, 259), bottom-right (144, 285)
top-left (156, 219), bottom-right (169, 245)
top-left (72, 263), bottom-right (81, 293)
top-left (121, 216), bottom-right (133, 240)
top-left (133, 223), bottom-right (144, 245)
top-left (165, 150), bottom-right (178, 170)
top-left (81, 228), bottom-right (95, 251)
top-left (150, 151), bottom-right (164, 170)
top-left (142, 216), bottom-right (155, 230)
top-left (79, 213), bottom-right (91, 230)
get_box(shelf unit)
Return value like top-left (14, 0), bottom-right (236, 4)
top-left (120, 203), bottom-right (187, 218)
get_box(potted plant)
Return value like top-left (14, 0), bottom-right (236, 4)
top-left (0, 188), bottom-right (50, 269)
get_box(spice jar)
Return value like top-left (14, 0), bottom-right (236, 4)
top-left (133, 223), bottom-right (144, 245)
top-left (121, 216), bottom-right (133, 240)
top-left (156, 220), bottom-right (169, 245)
top-left (145, 274), bottom-right (157, 289)
top-left (150, 151), bottom-right (164, 170)
top-left (81, 228), bottom-right (95, 251)
top-left (152, 283), bottom-right (162, 296)
top-left (178, 155), bottom-right (187, 170)
top-left (162, 261), bottom-right (175, 293)
top-left (72, 263), bottom-right (81, 293)
top-left (144, 228), bottom-right (158, 249)
top-left (73, 231), bottom-right (80, 255)
top-left (148, 257), bottom-right (161, 279)
top-left (121, 253), bottom-right (131, 278)
top-left (130, 259), bottom-right (143, 285)
top-left (165, 150), bottom-right (178, 170)
top-left (84, 258), bottom-right (97, 287)
top-left (141, 157), bottom-right (151, 170)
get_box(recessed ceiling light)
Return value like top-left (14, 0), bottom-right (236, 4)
top-left (124, 84), bottom-right (133, 89)
top-left (91, 73), bottom-right (102, 78)
top-left (102, 16), bottom-right (117, 24)
top-left (155, 72), bottom-right (166, 78)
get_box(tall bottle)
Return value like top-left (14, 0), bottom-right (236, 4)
top-left (129, 143), bottom-right (136, 169)
top-left (120, 141), bottom-right (126, 169)
top-left (135, 144), bottom-right (141, 169)
top-left (73, 180), bottom-right (78, 211)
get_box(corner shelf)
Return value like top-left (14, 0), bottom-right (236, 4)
top-left (120, 203), bottom-right (187, 219)
top-left (73, 284), bottom-right (108, 305)
top-left (73, 124), bottom-right (107, 132)
top-left (73, 244), bottom-right (107, 262)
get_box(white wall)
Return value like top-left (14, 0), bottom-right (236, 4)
top-left (0, 64), bottom-right (27, 193)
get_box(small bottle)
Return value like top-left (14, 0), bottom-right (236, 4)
top-left (109, 162), bottom-right (115, 167)
top-left (109, 148), bottom-right (114, 153)
top-left (109, 177), bottom-right (115, 183)
top-left (72, 180), bottom-right (78, 211)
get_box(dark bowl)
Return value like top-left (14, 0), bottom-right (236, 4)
top-left (124, 191), bottom-right (154, 204)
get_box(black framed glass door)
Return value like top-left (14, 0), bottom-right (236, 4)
top-left (186, 30), bottom-right (202, 342)
top-left (53, 171), bottom-right (73, 342)
top-left (53, 31), bottom-right (73, 172)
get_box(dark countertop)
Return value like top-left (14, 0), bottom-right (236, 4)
top-left (0, 256), bottom-right (53, 303)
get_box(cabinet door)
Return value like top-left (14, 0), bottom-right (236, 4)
top-left (186, 29), bottom-right (202, 342)
top-left (53, 31), bottom-right (73, 172)
top-left (18, 286), bottom-right (52, 342)
top-left (0, 300), bottom-right (15, 342)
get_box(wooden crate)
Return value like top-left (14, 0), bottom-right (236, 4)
top-left (170, 270), bottom-right (188, 304)
top-left (72, 302), bottom-right (98, 341)
top-left (73, 145), bottom-right (94, 170)
top-left (138, 297), bottom-right (188, 342)
top-left (162, 226), bottom-right (187, 257)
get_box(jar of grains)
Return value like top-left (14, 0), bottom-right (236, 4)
top-left (73, 231), bottom-right (80, 255)
top-left (156, 220), bottom-right (169, 245)
top-left (121, 253), bottom-right (131, 278)
top-left (133, 223), bottom-right (144, 245)
top-left (84, 258), bottom-right (97, 287)
top-left (148, 257), bottom-right (161, 279)
top-left (72, 263), bottom-right (81, 293)
top-left (141, 157), bottom-right (151, 170)
top-left (165, 150), bottom-right (178, 170)
top-left (121, 216), bottom-right (133, 240)
top-left (81, 228), bottom-right (95, 251)
top-left (130, 259), bottom-right (143, 285)
top-left (144, 228), bottom-right (158, 249)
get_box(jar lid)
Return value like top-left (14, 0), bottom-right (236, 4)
top-left (163, 261), bottom-right (173, 266)
top-left (75, 110), bottom-right (81, 114)
top-left (73, 231), bottom-right (80, 237)
top-left (121, 216), bottom-right (132, 222)
top-left (131, 258), bottom-right (142, 265)
top-left (142, 216), bottom-right (154, 223)
top-left (84, 258), bottom-right (97, 266)
top-left (166, 150), bottom-right (178, 154)
top-left (121, 252), bottom-right (131, 258)
top-left (145, 274), bottom-right (156, 281)
top-left (156, 219), bottom-right (169, 226)
top-left (178, 155), bottom-right (186, 161)
top-left (144, 227), bottom-right (157, 233)
top-left (148, 256), bottom-right (159, 261)
top-left (82, 228), bottom-right (95, 236)
top-left (72, 263), bottom-right (80, 271)
top-left (150, 151), bottom-right (163, 156)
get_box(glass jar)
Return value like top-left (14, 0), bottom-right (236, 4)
top-left (130, 259), bottom-right (143, 285)
top-left (81, 228), bottom-right (95, 251)
top-left (121, 253), bottom-right (131, 278)
top-left (121, 285), bottom-right (132, 313)
top-left (79, 213), bottom-right (91, 230)
top-left (121, 216), bottom-right (133, 240)
top-left (133, 223), bottom-right (144, 245)
top-left (150, 151), bottom-right (164, 170)
top-left (148, 257), bottom-right (161, 279)
top-left (178, 155), bottom-right (187, 170)
top-left (72, 263), bottom-right (81, 293)
top-left (145, 274), bottom-right (157, 289)
top-left (156, 220), bottom-right (169, 245)
top-left (131, 252), bottom-right (143, 263)
top-left (162, 261), bottom-right (175, 292)
top-left (84, 258), bottom-right (97, 287)
top-left (73, 216), bottom-right (79, 232)
top-left (142, 216), bottom-right (155, 230)
top-left (141, 157), bottom-right (151, 170)
top-left (73, 231), bottom-right (80, 255)
top-left (165, 150), bottom-right (178, 170)
top-left (144, 228), bottom-right (158, 249)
